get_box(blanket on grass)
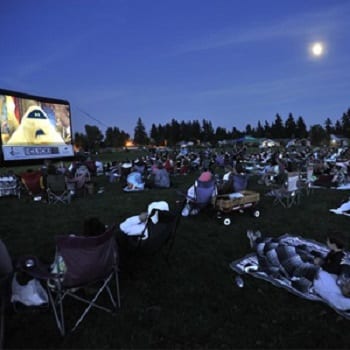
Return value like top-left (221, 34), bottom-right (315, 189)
top-left (230, 234), bottom-right (350, 319)
top-left (311, 183), bottom-right (350, 190)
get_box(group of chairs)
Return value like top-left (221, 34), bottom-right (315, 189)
top-left (20, 170), bottom-right (72, 204)
top-left (266, 166), bottom-right (314, 208)
top-left (19, 165), bottom-right (92, 204)
top-left (180, 164), bottom-right (316, 214)
top-left (0, 199), bottom-right (184, 344)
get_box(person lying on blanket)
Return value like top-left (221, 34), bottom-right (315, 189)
top-left (247, 230), bottom-right (350, 301)
top-left (247, 230), bottom-right (320, 282)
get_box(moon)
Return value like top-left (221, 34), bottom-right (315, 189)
top-left (311, 42), bottom-right (324, 57)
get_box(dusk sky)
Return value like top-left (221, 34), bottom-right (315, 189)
top-left (1, 0), bottom-right (349, 137)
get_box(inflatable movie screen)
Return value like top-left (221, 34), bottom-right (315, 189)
top-left (0, 89), bottom-right (74, 162)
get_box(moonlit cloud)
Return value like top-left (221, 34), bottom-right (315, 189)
top-left (173, 2), bottom-right (350, 55)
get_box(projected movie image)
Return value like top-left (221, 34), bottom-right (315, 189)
top-left (0, 91), bottom-right (74, 161)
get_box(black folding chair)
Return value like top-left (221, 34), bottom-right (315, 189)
top-left (20, 226), bottom-right (120, 336)
top-left (125, 200), bottom-right (185, 260)
top-left (46, 174), bottom-right (71, 204)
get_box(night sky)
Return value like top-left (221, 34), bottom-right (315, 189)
top-left (1, 0), bottom-right (349, 136)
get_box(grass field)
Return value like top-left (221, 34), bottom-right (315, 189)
top-left (2, 154), bottom-right (350, 349)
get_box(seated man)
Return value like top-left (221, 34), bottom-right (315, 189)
top-left (219, 162), bottom-right (248, 194)
top-left (152, 163), bottom-right (171, 189)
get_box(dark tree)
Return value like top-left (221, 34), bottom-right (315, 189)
top-left (191, 120), bottom-right (202, 141)
top-left (84, 125), bottom-right (104, 151)
top-left (215, 126), bottom-right (228, 142)
top-left (309, 124), bottom-right (329, 146)
top-left (334, 120), bottom-right (342, 135)
top-left (263, 120), bottom-right (272, 138)
top-left (285, 113), bottom-right (297, 138)
top-left (255, 121), bottom-right (264, 138)
top-left (245, 124), bottom-right (253, 135)
top-left (228, 127), bottom-right (239, 139)
top-left (74, 132), bottom-right (88, 150)
top-left (295, 116), bottom-right (308, 139)
top-left (150, 123), bottom-right (161, 145)
top-left (324, 118), bottom-right (333, 135)
top-left (201, 119), bottom-right (214, 143)
top-left (341, 109), bottom-right (350, 138)
top-left (133, 117), bottom-right (148, 145)
top-left (105, 127), bottom-right (129, 148)
top-left (271, 114), bottom-right (284, 138)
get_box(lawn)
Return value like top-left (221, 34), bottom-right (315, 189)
top-left (2, 154), bottom-right (350, 349)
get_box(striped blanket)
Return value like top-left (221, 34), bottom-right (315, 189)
top-left (230, 234), bottom-right (350, 319)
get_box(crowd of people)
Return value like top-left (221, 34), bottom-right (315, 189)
top-left (2, 142), bottom-right (350, 339)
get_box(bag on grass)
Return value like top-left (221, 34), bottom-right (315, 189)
top-left (11, 273), bottom-right (48, 306)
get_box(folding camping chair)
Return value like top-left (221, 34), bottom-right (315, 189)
top-left (232, 174), bottom-right (249, 192)
top-left (21, 226), bottom-right (120, 336)
top-left (272, 171), bottom-right (301, 208)
top-left (20, 170), bottom-right (45, 201)
top-left (0, 175), bottom-right (20, 199)
top-left (46, 174), bottom-right (71, 204)
top-left (74, 164), bottom-right (91, 183)
top-left (186, 178), bottom-right (217, 215)
top-left (125, 200), bottom-right (184, 258)
top-left (299, 165), bottom-right (314, 196)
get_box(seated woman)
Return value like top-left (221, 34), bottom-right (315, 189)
top-left (258, 154), bottom-right (285, 186)
top-left (123, 171), bottom-right (145, 192)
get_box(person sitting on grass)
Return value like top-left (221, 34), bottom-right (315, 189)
top-left (149, 162), bottom-right (171, 189)
top-left (123, 171), bottom-right (145, 192)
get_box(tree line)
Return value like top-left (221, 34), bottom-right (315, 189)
top-left (73, 108), bottom-right (350, 151)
